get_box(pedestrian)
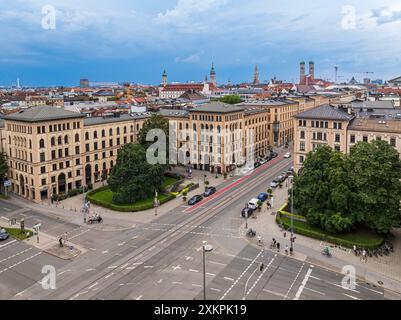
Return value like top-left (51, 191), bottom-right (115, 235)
top-left (285, 245), bottom-right (289, 255)
top-left (353, 245), bottom-right (357, 255)
top-left (290, 247), bottom-right (293, 255)
top-left (362, 249), bottom-right (367, 262)
top-left (59, 237), bottom-right (63, 247)
top-left (277, 242), bottom-right (280, 252)
top-left (283, 231), bottom-right (287, 238)
top-left (257, 235), bottom-right (262, 245)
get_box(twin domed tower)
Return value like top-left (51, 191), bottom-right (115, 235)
top-left (161, 63), bottom-right (217, 87)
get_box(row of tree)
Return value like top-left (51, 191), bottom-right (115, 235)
top-left (108, 114), bottom-right (170, 204)
top-left (292, 140), bottom-right (401, 235)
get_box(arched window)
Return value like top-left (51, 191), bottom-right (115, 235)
top-left (94, 131), bottom-right (98, 139)
top-left (75, 133), bottom-right (79, 142)
top-left (64, 135), bottom-right (69, 144)
top-left (85, 132), bottom-right (89, 140)
top-left (51, 137), bottom-right (55, 146)
top-left (117, 127), bottom-right (120, 135)
top-left (110, 160), bottom-right (114, 168)
top-left (123, 126), bottom-right (127, 134)
top-left (58, 136), bottom-right (62, 145)
top-left (102, 130), bottom-right (105, 137)
top-left (103, 162), bottom-right (106, 170)
top-left (95, 164), bottom-right (99, 172)
top-left (109, 128), bottom-right (113, 136)
top-left (39, 139), bottom-right (45, 149)
top-left (29, 139), bottom-right (32, 149)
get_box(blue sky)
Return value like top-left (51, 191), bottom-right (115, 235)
top-left (1, 0), bottom-right (401, 86)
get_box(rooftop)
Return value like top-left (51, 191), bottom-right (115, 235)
top-left (295, 104), bottom-right (354, 121)
top-left (4, 106), bottom-right (85, 122)
top-left (190, 101), bottom-right (244, 114)
top-left (349, 117), bottom-right (401, 134)
top-left (84, 112), bottom-right (151, 126)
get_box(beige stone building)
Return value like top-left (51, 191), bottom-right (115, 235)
top-left (293, 104), bottom-right (401, 172)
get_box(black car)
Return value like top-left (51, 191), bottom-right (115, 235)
top-left (204, 187), bottom-right (217, 197)
top-left (270, 152), bottom-right (278, 158)
top-left (241, 207), bottom-right (255, 218)
top-left (188, 195), bottom-right (203, 206)
top-left (254, 161), bottom-right (261, 168)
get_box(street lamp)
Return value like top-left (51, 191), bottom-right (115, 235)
top-left (154, 190), bottom-right (160, 216)
top-left (289, 175), bottom-right (294, 253)
top-left (202, 243), bottom-right (213, 300)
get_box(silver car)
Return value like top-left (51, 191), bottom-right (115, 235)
top-left (270, 180), bottom-right (279, 188)
top-left (0, 228), bottom-right (9, 241)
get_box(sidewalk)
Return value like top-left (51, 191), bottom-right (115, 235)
top-left (244, 182), bottom-right (401, 296)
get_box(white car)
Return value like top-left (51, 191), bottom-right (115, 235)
top-left (284, 152), bottom-right (291, 158)
top-left (270, 180), bottom-right (279, 188)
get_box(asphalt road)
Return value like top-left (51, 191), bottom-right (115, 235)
top-left (1, 153), bottom-right (386, 300)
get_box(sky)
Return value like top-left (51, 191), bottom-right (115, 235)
top-left (1, 0), bottom-right (401, 87)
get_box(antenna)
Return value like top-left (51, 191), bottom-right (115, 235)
top-left (334, 65), bottom-right (339, 83)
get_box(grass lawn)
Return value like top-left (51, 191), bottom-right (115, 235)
top-left (162, 176), bottom-right (180, 189)
top-left (277, 215), bottom-right (384, 249)
top-left (89, 187), bottom-right (170, 211)
top-left (2, 227), bottom-right (33, 240)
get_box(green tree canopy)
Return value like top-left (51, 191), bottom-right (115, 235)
top-left (347, 140), bottom-right (401, 234)
top-left (107, 144), bottom-right (166, 204)
top-left (0, 153), bottom-right (8, 195)
top-left (218, 95), bottom-right (242, 105)
top-left (139, 113), bottom-right (170, 151)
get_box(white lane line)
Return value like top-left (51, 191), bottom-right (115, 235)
top-left (172, 281), bottom-right (183, 285)
top-left (356, 284), bottom-right (383, 295)
top-left (0, 239), bottom-right (17, 248)
top-left (88, 282), bottom-right (98, 290)
top-left (120, 263), bottom-right (129, 269)
top-left (244, 256), bottom-right (276, 300)
top-left (224, 277), bottom-right (234, 282)
top-left (294, 266), bottom-right (314, 300)
top-left (108, 266), bottom-right (117, 269)
top-left (210, 261), bottom-right (226, 266)
top-left (343, 293), bottom-right (362, 300)
top-left (210, 288), bottom-right (221, 292)
top-left (86, 268), bottom-right (96, 272)
top-left (118, 242), bottom-right (126, 246)
top-left (330, 282), bottom-right (360, 294)
top-left (206, 272), bottom-right (216, 277)
top-left (309, 275), bottom-right (321, 280)
top-left (192, 284), bottom-right (202, 288)
top-left (220, 250), bottom-right (263, 300)
top-left (283, 263), bottom-right (305, 300)
top-left (263, 289), bottom-right (286, 298)
top-left (144, 265), bottom-right (154, 269)
top-left (104, 273), bottom-right (114, 279)
top-left (0, 248), bottom-right (32, 263)
top-left (101, 250), bottom-right (109, 254)
top-left (0, 252), bottom-right (42, 274)
top-left (135, 295), bottom-right (143, 300)
top-left (57, 269), bottom-right (71, 276)
top-left (15, 289), bottom-right (26, 297)
top-left (304, 287), bottom-right (326, 296)
top-left (189, 269), bottom-right (199, 273)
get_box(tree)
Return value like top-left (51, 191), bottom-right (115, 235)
top-left (292, 146), bottom-right (354, 233)
top-left (0, 153), bottom-right (8, 194)
top-left (139, 113), bottom-right (170, 151)
top-left (107, 144), bottom-right (166, 204)
top-left (347, 140), bottom-right (401, 234)
top-left (218, 95), bottom-right (242, 105)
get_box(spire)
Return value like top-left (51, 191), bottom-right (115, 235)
top-left (162, 69), bottom-right (167, 86)
top-left (253, 64), bottom-right (260, 85)
top-left (210, 62), bottom-right (216, 75)
top-left (210, 63), bottom-right (216, 86)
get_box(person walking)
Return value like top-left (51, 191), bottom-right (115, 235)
top-left (285, 245), bottom-right (289, 255)
top-left (362, 249), bottom-right (367, 263)
top-left (257, 235), bottom-right (262, 245)
top-left (277, 242), bottom-right (280, 252)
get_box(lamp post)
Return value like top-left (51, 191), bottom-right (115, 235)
top-left (154, 190), bottom-right (159, 216)
top-left (289, 176), bottom-right (294, 252)
top-left (202, 244), bottom-right (213, 300)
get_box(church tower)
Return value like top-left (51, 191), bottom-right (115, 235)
top-left (210, 63), bottom-right (216, 86)
top-left (253, 64), bottom-right (260, 85)
top-left (309, 61), bottom-right (315, 80)
top-left (162, 69), bottom-right (167, 86)
top-left (300, 61), bottom-right (306, 84)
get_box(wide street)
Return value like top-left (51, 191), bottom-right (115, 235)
top-left (0, 152), bottom-right (386, 300)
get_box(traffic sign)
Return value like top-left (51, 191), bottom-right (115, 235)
top-left (3, 180), bottom-right (11, 187)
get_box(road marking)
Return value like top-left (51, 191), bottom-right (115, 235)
top-left (15, 290), bottom-right (26, 297)
top-left (309, 275), bottom-right (321, 280)
top-left (0, 239), bottom-right (17, 249)
top-left (189, 269), bottom-right (199, 273)
top-left (224, 277), bottom-right (234, 282)
top-left (57, 269), bottom-right (71, 276)
top-left (108, 266), bottom-right (117, 269)
top-left (304, 287), bottom-right (326, 296)
top-left (144, 265), bottom-right (154, 269)
top-left (263, 289), bottom-right (286, 298)
top-left (88, 282), bottom-right (98, 289)
top-left (192, 284), bottom-right (202, 288)
top-left (105, 273), bottom-right (114, 279)
top-left (210, 288), bottom-right (221, 292)
top-left (101, 250), bottom-right (109, 254)
top-left (206, 272), bottom-right (216, 277)
top-left (134, 295), bottom-right (143, 300)
top-left (120, 263), bottom-right (129, 269)
top-left (283, 263), bottom-right (305, 300)
top-left (356, 284), bottom-right (383, 295)
top-left (126, 267), bottom-right (136, 270)
top-left (157, 279), bottom-right (163, 284)
top-left (0, 252), bottom-right (42, 274)
top-left (86, 268), bottom-right (96, 272)
top-left (210, 261), bottom-right (226, 266)
top-left (131, 235), bottom-right (138, 239)
top-left (244, 255), bottom-right (276, 300)
top-left (343, 293), bottom-right (361, 300)
top-left (118, 242), bottom-right (126, 246)
top-left (0, 248), bottom-right (32, 263)
top-left (185, 256), bottom-right (193, 261)
top-left (133, 262), bottom-right (143, 265)
top-left (172, 265), bottom-right (182, 271)
top-left (70, 290), bottom-right (88, 300)
top-left (330, 282), bottom-right (360, 294)
top-left (172, 281), bottom-right (183, 285)
top-left (294, 267), bottom-right (314, 300)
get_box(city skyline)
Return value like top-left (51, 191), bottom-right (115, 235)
top-left (1, 0), bottom-right (401, 86)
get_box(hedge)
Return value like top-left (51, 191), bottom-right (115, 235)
top-left (276, 214), bottom-right (384, 250)
top-left (86, 186), bottom-right (176, 212)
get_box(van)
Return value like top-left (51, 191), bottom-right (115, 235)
top-left (248, 198), bottom-right (261, 210)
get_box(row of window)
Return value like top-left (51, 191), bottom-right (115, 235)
top-left (37, 121), bottom-right (81, 134)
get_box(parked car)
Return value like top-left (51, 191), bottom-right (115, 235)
top-left (259, 159), bottom-right (267, 165)
top-left (284, 152), bottom-right (291, 158)
top-left (281, 172), bottom-right (288, 180)
top-left (277, 175), bottom-right (285, 183)
top-left (241, 207), bottom-right (255, 218)
top-left (257, 193), bottom-right (269, 202)
top-left (264, 155), bottom-right (271, 162)
top-left (203, 186), bottom-right (217, 197)
top-left (270, 152), bottom-right (278, 158)
top-left (254, 161), bottom-right (261, 168)
top-left (188, 195), bottom-right (203, 206)
top-left (286, 167), bottom-right (294, 175)
top-left (0, 228), bottom-right (9, 241)
top-left (270, 180), bottom-right (279, 188)
top-left (248, 198), bottom-right (262, 210)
